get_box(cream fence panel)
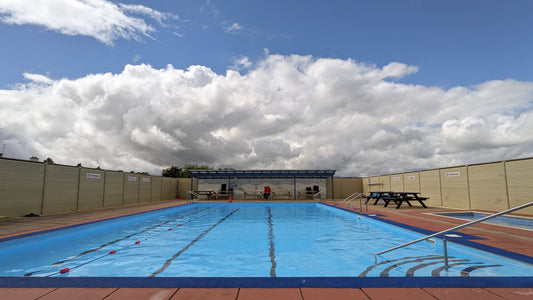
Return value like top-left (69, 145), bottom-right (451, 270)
top-left (0, 159), bottom-right (44, 217)
top-left (380, 176), bottom-right (391, 191)
top-left (419, 169), bottom-right (442, 206)
top-left (468, 162), bottom-right (509, 211)
top-left (42, 165), bottom-right (79, 214)
top-left (440, 167), bottom-right (470, 209)
top-left (151, 176), bottom-right (163, 202)
top-left (139, 176), bottom-right (152, 203)
top-left (505, 159), bottom-right (533, 214)
top-left (104, 171), bottom-right (124, 207)
top-left (78, 168), bottom-right (105, 210)
top-left (390, 174), bottom-right (404, 192)
top-left (403, 172), bottom-right (420, 193)
top-left (124, 174), bottom-right (140, 205)
top-left (162, 177), bottom-right (171, 200)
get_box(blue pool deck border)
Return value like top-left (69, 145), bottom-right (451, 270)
top-left (1, 276), bottom-right (532, 288)
top-left (1, 201), bottom-right (532, 288)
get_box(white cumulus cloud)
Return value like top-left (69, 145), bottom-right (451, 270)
top-left (0, 0), bottom-right (176, 45)
top-left (1, 54), bottom-right (533, 176)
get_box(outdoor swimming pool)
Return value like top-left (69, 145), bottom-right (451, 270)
top-left (1, 202), bottom-right (532, 282)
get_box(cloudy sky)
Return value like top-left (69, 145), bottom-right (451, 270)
top-left (1, 0), bottom-right (533, 176)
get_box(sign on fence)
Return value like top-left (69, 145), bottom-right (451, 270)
top-left (445, 171), bottom-right (461, 177)
top-left (86, 173), bottom-right (101, 179)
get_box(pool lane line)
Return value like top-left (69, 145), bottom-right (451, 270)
top-left (47, 205), bottom-right (232, 277)
top-left (50, 206), bottom-right (229, 277)
top-left (267, 207), bottom-right (277, 277)
top-left (150, 208), bottom-right (241, 277)
top-left (25, 206), bottom-right (211, 277)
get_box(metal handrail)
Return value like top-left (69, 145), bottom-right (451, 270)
top-left (313, 191), bottom-right (325, 202)
top-left (343, 192), bottom-right (367, 213)
top-left (374, 201), bottom-right (533, 269)
top-left (342, 192), bottom-right (359, 207)
top-left (187, 191), bottom-right (200, 203)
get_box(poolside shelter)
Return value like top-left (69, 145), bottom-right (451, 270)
top-left (188, 170), bottom-right (336, 200)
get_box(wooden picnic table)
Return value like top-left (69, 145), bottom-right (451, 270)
top-left (365, 191), bottom-right (395, 205)
top-left (382, 192), bottom-right (429, 209)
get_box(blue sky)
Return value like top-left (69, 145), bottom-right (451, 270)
top-left (2, 0), bottom-right (532, 88)
top-left (1, 0), bottom-right (533, 176)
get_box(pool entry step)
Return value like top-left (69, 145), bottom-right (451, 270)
top-left (360, 255), bottom-right (502, 277)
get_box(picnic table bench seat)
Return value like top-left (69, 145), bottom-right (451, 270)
top-left (366, 192), bottom-right (429, 209)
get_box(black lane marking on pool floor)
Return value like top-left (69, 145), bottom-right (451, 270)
top-left (150, 208), bottom-right (240, 277)
top-left (361, 254), bottom-right (503, 277)
top-left (23, 207), bottom-right (210, 277)
top-left (358, 255), bottom-right (442, 277)
top-left (431, 262), bottom-right (482, 277)
top-left (405, 259), bottom-right (470, 276)
top-left (267, 207), bottom-right (277, 277)
top-left (379, 256), bottom-right (452, 277)
top-left (461, 264), bottom-right (502, 276)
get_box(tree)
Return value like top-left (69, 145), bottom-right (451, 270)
top-left (161, 164), bottom-right (214, 178)
top-left (162, 165), bottom-right (183, 178)
top-left (181, 164), bottom-right (213, 178)
top-left (43, 157), bottom-right (54, 164)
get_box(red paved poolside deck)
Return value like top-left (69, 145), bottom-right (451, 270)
top-left (1, 200), bottom-right (532, 299)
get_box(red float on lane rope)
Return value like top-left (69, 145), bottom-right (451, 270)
top-left (135, 241), bottom-right (140, 244)
top-left (109, 250), bottom-right (116, 254)
top-left (60, 267), bottom-right (70, 274)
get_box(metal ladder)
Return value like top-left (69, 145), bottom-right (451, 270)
top-left (374, 201), bottom-right (533, 269)
top-left (342, 192), bottom-right (368, 213)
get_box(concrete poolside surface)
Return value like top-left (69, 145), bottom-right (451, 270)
top-left (0, 199), bottom-right (532, 299)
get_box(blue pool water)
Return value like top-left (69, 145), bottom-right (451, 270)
top-left (1, 202), bottom-right (532, 278)
top-left (432, 211), bottom-right (533, 231)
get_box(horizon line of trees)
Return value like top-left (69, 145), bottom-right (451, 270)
top-left (161, 164), bottom-right (236, 178)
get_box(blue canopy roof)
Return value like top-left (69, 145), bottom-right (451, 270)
top-left (189, 169), bottom-right (336, 179)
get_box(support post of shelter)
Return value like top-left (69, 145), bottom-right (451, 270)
top-left (293, 176), bottom-right (297, 200)
top-left (190, 177), bottom-right (194, 200)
